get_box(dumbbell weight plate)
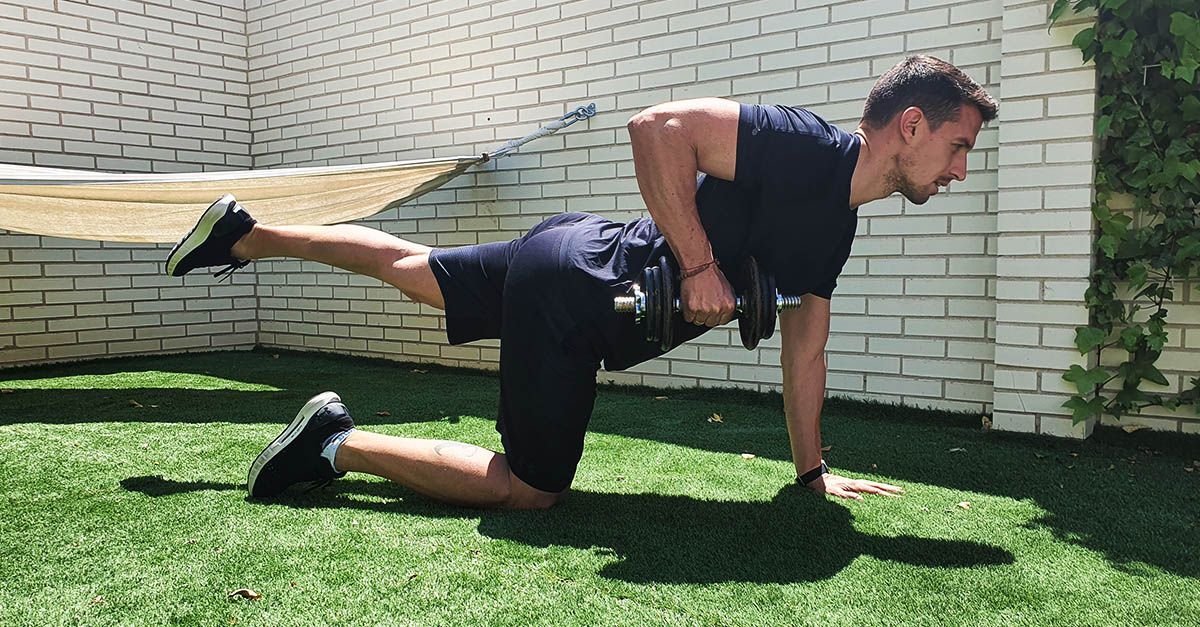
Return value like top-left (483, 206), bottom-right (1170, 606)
top-left (739, 257), bottom-right (763, 350)
top-left (642, 265), bottom-right (656, 343)
top-left (652, 261), bottom-right (662, 343)
top-left (650, 263), bottom-right (663, 345)
top-left (761, 269), bottom-right (777, 343)
top-left (660, 256), bottom-right (674, 351)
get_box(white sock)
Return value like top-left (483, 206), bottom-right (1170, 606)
top-left (319, 429), bottom-right (355, 473)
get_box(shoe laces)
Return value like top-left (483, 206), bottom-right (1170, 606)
top-left (212, 258), bottom-right (251, 283)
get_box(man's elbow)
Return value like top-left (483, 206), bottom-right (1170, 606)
top-left (627, 105), bottom-right (685, 143)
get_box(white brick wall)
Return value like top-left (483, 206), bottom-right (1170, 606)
top-left (992, 0), bottom-right (1097, 437)
top-left (0, 0), bottom-right (255, 367)
top-left (4, 0), bottom-right (1196, 434)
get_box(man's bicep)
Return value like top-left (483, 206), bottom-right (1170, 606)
top-left (780, 296), bottom-right (831, 364)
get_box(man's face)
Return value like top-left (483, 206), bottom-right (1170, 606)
top-left (891, 104), bottom-right (984, 205)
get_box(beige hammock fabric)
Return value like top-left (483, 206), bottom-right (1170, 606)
top-left (0, 157), bottom-right (481, 243)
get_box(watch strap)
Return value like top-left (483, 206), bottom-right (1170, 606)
top-left (797, 460), bottom-right (829, 486)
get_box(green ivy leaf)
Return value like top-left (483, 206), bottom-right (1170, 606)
top-left (1126, 264), bottom-right (1148, 290)
top-left (1063, 364), bottom-right (1112, 395)
top-left (1049, 0), bottom-right (1072, 24)
top-left (1170, 12), bottom-right (1200, 48)
top-left (1072, 27), bottom-right (1095, 52)
top-left (1119, 325), bottom-right (1143, 352)
top-left (1143, 364), bottom-right (1170, 387)
top-left (1074, 326), bottom-right (1108, 354)
top-left (1182, 95), bottom-right (1200, 120)
top-left (1097, 233), bottom-right (1118, 258)
top-left (1062, 395), bottom-right (1105, 423)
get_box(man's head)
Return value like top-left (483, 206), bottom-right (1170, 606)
top-left (861, 55), bottom-right (998, 204)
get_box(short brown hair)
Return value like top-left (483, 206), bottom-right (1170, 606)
top-left (861, 55), bottom-right (998, 130)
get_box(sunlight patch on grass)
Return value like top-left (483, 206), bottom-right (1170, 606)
top-left (0, 371), bottom-right (282, 392)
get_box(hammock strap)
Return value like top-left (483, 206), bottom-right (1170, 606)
top-left (483, 103), bottom-right (597, 161)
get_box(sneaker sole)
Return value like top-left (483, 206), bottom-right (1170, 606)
top-left (247, 391), bottom-right (341, 497)
top-left (165, 193), bottom-right (236, 277)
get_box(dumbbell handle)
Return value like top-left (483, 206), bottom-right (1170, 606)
top-left (614, 287), bottom-right (803, 316)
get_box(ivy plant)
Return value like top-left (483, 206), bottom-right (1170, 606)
top-left (1050, 0), bottom-right (1200, 423)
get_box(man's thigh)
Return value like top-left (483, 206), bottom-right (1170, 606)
top-left (496, 225), bottom-right (605, 494)
top-left (427, 240), bottom-right (515, 344)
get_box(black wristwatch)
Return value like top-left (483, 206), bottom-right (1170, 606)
top-left (797, 460), bottom-right (829, 486)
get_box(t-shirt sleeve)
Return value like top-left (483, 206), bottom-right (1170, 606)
top-left (734, 103), bottom-right (831, 191)
top-left (806, 212), bottom-right (858, 300)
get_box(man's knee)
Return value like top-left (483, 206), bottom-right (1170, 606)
top-left (502, 469), bottom-right (568, 510)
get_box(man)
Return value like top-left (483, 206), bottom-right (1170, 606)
top-left (166, 55), bottom-right (997, 509)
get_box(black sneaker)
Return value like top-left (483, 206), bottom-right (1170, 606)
top-left (165, 193), bottom-right (257, 278)
top-left (247, 391), bottom-right (356, 498)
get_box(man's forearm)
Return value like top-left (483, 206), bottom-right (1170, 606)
top-left (782, 353), bottom-right (827, 478)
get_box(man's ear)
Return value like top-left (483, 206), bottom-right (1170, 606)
top-left (898, 106), bottom-right (924, 144)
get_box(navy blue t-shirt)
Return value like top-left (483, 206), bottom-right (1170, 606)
top-left (566, 104), bottom-right (861, 371)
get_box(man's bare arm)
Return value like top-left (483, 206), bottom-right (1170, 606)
top-left (627, 98), bottom-right (739, 328)
top-left (781, 297), bottom-right (903, 500)
top-left (780, 297), bottom-right (832, 478)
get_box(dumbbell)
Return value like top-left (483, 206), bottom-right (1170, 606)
top-left (613, 256), bottom-right (803, 351)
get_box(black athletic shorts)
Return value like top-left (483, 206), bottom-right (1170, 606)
top-left (428, 213), bottom-right (613, 493)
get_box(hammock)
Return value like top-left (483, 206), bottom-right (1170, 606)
top-left (0, 105), bottom-right (596, 244)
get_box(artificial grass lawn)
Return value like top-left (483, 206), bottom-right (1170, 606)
top-left (1, 350), bottom-right (1197, 626)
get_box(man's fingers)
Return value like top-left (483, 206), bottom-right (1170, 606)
top-left (861, 480), bottom-right (903, 494)
top-left (860, 484), bottom-right (901, 498)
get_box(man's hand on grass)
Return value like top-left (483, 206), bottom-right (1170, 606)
top-left (807, 473), bottom-right (903, 501)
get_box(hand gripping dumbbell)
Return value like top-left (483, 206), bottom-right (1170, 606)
top-left (613, 256), bottom-right (803, 351)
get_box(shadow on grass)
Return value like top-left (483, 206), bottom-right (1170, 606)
top-left (9, 350), bottom-right (1199, 580)
top-left (120, 475), bottom-right (1013, 584)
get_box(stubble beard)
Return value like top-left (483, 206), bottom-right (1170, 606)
top-left (888, 155), bottom-right (931, 205)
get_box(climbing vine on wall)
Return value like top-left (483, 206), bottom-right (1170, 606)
top-left (1050, 0), bottom-right (1200, 423)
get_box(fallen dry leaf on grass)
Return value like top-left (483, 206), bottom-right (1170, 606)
top-left (0, 388), bottom-right (14, 394)
top-left (227, 588), bottom-right (261, 601)
top-left (128, 400), bottom-right (143, 408)
top-left (707, 413), bottom-right (723, 423)
top-left (375, 411), bottom-right (391, 417)
top-left (741, 453), bottom-right (756, 460)
top-left (949, 448), bottom-right (967, 453)
top-left (411, 369), bottom-right (427, 374)
top-left (90, 595), bottom-right (105, 606)
top-left (1122, 424), bottom-right (1149, 433)
top-left (821, 445), bottom-right (833, 453)
top-left (654, 396), bottom-right (668, 401)
top-left (958, 502), bottom-right (971, 510)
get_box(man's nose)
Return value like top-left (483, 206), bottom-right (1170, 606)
top-left (950, 155), bottom-right (967, 181)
